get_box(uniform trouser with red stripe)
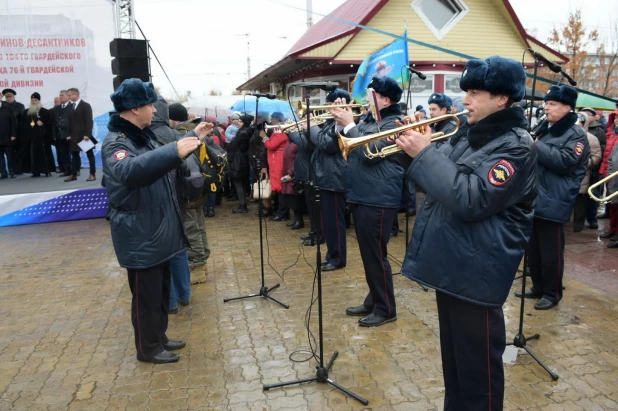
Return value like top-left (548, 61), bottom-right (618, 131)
top-left (437, 292), bottom-right (505, 411)
top-left (351, 204), bottom-right (397, 318)
top-left (127, 262), bottom-right (172, 359)
top-left (528, 217), bottom-right (565, 305)
top-left (320, 190), bottom-right (347, 268)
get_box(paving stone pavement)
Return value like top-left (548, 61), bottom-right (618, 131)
top-left (1, 199), bottom-right (617, 411)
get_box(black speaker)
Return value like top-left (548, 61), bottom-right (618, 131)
top-left (110, 39), bottom-right (150, 90)
top-left (110, 39), bottom-right (148, 58)
top-left (111, 58), bottom-right (149, 76)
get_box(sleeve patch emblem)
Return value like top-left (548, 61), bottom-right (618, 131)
top-left (488, 159), bottom-right (515, 186)
top-left (575, 142), bottom-right (584, 156)
top-left (113, 150), bottom-right (128, 161)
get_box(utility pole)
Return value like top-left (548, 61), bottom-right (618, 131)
top-left (307, 0), bottom-right (313, 28)
top-left (236, 33), bottom-right (251, 80)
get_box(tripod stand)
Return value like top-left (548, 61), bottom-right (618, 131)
top-left (223, 97), bottom-right (289, 309)
top-left (263, 85), bottom-right (368, 406)
top-left (391, 172), bottom-right (429, 292)
top-left (507, 252), bottom-right (559, 380)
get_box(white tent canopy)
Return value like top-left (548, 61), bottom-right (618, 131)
top-left (183, 95), bottom-right (239, 122)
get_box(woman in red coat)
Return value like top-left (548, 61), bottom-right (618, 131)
top-left (262, 112), bottom-right (290, 221)
top-left (599, 110), bottom-right (618, 224)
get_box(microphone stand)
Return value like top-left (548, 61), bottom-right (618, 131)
top-left (263, 87), bottom-right (368, 406)
top-left (508, 252), bottom-right (559, 381)
top-left (223, 95), bottom-right (289, 309)
top-left (507, 53), bottom-right (559, 381)
top-left (392, 68), bottom-right (429, 292)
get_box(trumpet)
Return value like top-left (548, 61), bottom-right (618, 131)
top-left (298, 101), bottom-right (368, 117)
top-left (264, 115), bottom-right (329, 133)
top-left (587, 170), bottom-right (618, 203)
top-left (338, 111), bottom-right (468, 161)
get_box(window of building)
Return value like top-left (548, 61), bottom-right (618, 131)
top-left (411, 0), bottom-right (469, 40)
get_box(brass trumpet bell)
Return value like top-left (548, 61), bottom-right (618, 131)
top-left (588, 170), bottom-right (618, 203)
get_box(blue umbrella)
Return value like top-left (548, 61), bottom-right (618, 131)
top-left (230, 96), bottom-right (297, 120)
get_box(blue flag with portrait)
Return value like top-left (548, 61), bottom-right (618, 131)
top-left (352, 32), bottom-right (410, 103)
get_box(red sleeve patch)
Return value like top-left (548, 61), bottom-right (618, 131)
top-left (488, 159), bottom-right (515, 186)
top-left (574, 142), bottom-right (584, 156)
top-left (113, 150), bottom-right (128, 161)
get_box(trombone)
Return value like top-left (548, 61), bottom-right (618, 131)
top-left (588, 170), bottom-right (618, 203)
top-left (338, 111), bottom-right (468, 161)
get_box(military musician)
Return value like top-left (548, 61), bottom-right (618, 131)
top-left (397, 56), bottom-right (538, 409)
top-left (330, 76), bottom-right (404, 327)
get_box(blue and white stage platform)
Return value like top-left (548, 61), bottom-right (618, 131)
top-left (0, 169), bottom-right (108, 227)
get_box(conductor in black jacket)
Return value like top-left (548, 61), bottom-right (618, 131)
top-left (331, 76), bottom-right (404, 327)
top-left (102, 79), bottom-right (204, 364)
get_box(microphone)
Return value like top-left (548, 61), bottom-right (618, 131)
top-left (561, 71), bottom-right (577, 87)
top-left (531, 50), bottom-right (562, 74)
top-left (405, 66), bottom-right (426, 80)
top-left (248, 92), bottom-right (276, 99)
top-left (289, 81), bottom-right (339, 91)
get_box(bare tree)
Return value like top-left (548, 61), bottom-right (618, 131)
top-left (548, 9), bottom-right (599, 81)
top-left (595, 20), bottom-right (618, 98)
top-left (209, 89), bottom-right (222, 96)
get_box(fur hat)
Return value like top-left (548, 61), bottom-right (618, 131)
top-left (544, 85), bottom-right (578, 109)
top-left (459, 56), bottom-right (526, 101)
top-left (2, 88), bottom-right (16, 97)
top-left (428, 93), bottom-right (452, 110)
top-left (110, 79), bottom-right (158, 113)
top-left (168, 103), bottom-right (188, 122)
top-left (31, 92), bottom-right (41, 100)
top-left (326, 89), bottom-right (351, 103)
top-left (367, 76), bottom-right (403, 103)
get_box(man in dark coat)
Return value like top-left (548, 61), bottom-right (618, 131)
top-left (518, 85), bottom-right (589, 310)
top-left (3, 89), bottom-right (27, 174)
top-left (427, 92), bottom-right (458, 147)
top-left (331, 76), bottom-right (405, 327)
top-left (102, 78), bottom-right (203, 364)
top-left (308, 89), bottom-right (349, 271)
top-left (0, 101), bottom-right (17, 178)
top-left (397, 56), bottom-right (538, 411)
top-left (51, 90), bottom-right (72, 175)
top-left (21, 92), bottom-right (54, 177)
top-left (65, 87), bottom-right (96, 182)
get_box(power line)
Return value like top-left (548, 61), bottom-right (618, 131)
top-left (134, 20), bottom-right (181, 100)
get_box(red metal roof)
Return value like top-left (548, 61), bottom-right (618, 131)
top-left (285, 0), bottom-right (388, 57)
top-left (285, 0), bottom-right (566, 63)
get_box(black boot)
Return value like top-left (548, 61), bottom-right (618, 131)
top-left (290, 215), bottom-right (304, 230)
top-left (233, 205), bottom-right (248, 214)
top-left (207, 207), bottom-right (215, 218)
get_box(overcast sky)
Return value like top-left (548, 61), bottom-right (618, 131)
top-left (133, 0), bottom-right (618, 100)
